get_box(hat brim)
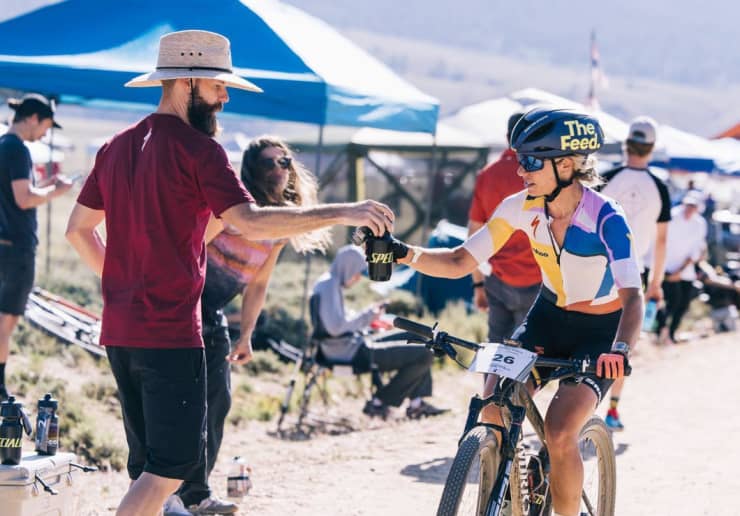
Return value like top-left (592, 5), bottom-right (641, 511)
top-left (125, 69), bottom-right (262, 93)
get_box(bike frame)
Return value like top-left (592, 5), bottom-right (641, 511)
top-left (391, 316), bottom-right (625, 516)
top-left (458, 364), bottom-right (597, 516)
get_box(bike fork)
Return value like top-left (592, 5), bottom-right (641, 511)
top-left (486, 458), bottom-right (514, 516)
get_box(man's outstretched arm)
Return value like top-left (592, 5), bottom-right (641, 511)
top-left (220, 199), bottom-right (394, 241)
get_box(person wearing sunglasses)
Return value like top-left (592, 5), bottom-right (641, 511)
top-left (165, 135), bottom-right (333, 516)
top-left (368, 107), bottom-right (644, 516)
top-left (467, 112), bottom-right (542, 348)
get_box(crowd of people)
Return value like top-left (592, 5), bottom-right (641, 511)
top-left (0, 27), bottom-right (736, 516)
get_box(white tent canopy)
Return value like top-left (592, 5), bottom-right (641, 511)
top-left (708, 138), bottom-right (740, 175)
top-left (350, 121), bottom-right (486, 150)
top-left (652, 124), bottom-right (717, 161)
top-left (443, 88), bottom-right (629, 149)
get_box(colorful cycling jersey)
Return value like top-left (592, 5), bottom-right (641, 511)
top-left (464, 188), bottom-right (642, 314)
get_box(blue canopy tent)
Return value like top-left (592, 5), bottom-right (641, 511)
top-left (0, 0), bottom-right (443, 324)
top-left (0, 0), bottom-right (439, 132)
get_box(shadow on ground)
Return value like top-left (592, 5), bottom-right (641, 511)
top-left (400, 457), bottom-right (453, 484)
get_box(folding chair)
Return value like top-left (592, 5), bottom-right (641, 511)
top-left (275, 295), bottom-right (384, 432)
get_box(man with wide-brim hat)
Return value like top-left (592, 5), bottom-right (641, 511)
top-left (66, 29), bottom-right (394, 516)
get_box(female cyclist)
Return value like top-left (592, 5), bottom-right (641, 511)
top-left (376, 107), bottom-right (644, 516)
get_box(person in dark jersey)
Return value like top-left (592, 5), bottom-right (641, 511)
top-left (0, 93), bottom-right (72, 401)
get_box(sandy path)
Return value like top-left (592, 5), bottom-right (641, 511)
top-left (79, 331), bottom-right (739, 515)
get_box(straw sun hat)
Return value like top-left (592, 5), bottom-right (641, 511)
top-left (125, 30), bottom-right (262, 92)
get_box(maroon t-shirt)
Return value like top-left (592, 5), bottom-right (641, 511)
top-left (77, 114), bottom-right (253, 349)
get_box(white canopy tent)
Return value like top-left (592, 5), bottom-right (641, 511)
top-left (443, 88), bottom-right (629, 150)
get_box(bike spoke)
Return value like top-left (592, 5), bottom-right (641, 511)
top-left (581, 489), bottom-right (596, 516)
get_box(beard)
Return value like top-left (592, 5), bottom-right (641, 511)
top-left (187, 88), bottom-right (222, 137)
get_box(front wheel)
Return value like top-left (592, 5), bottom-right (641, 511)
top-left (437, 426), bottom-right (500, 516)
top-left (579, 416), bottom-right (617, 516)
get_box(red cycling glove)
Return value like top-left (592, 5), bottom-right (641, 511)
top-left (596, 353), bottom-right (627, 379)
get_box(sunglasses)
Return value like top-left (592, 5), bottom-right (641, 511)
top-left (258, 156), bottom-right (292, 171)
top-left (517, 155), bottom-right (545, 172)
top-left (517, 156), bottom-right (566, 173)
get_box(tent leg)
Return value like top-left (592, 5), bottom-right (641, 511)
top-left (415, 133), bottom-right (439, 312)
top-left (45, 125), bottom-right (55, 279)
top-left (298, 124), bottom-right (325, 342)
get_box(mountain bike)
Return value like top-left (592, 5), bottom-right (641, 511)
top-left (393, 317), bottom-right (628, 516)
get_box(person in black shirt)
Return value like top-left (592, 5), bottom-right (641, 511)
top-left (0, 94), bottom-right (72, 400)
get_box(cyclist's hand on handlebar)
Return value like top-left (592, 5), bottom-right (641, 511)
top-left (227, 336), bottom-right (254, 365)
top-left (596, 353), bottom-right (628, 379)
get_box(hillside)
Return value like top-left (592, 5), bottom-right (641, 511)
top-left (289, 1), bottom-right (740, 136)
top-left (291, 0), bottom-right (739, 88)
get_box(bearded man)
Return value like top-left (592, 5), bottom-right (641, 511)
top-left (66, 30), bottom-right (393, 516)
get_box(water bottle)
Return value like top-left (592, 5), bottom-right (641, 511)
top-left (365, 231), bottom-right (394, 282)
top-left (0, 396), bottom-right (32, 465)
top-left (47, 412), bottom-right (59, 455)
top-left (35, 393), bottom-right (59, 455)
top-left (642, 299), bottom-right (658, 332)
top-left (226, 456), bottom-right (252, 501)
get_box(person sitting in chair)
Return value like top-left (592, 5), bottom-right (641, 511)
top-left (311, 245), bottom-right (447, 419)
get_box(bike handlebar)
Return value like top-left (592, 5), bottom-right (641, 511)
top-left (392, 317), bottom-right (435, 340)
top-left (393, 316), bottom-right (631, 376)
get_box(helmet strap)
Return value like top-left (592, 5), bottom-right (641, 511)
top-left (544, 158), bottom-right (574, 202)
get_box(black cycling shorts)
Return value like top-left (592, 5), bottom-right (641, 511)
top-left (509, 294), bottom-right (621, 404)
top-left (106, 346), bottom-right (207, 481)
top-left (0, 245), bottom-right (35, 316)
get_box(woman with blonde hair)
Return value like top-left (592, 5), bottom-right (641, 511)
top-left (371, 108), bottom-right (644, 516)
top-left (166, 135), bottom-right (331, 516)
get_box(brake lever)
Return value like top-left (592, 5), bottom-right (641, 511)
top-left (431, 331), bottom-right (458, 361)
top-left (441, 341), bottom-right (458, 361)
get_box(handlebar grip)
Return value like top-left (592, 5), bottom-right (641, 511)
top-left (392, 317), bottom-right (433, 339)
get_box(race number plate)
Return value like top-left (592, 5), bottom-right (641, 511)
top-left (468, 343), bottom-right (537, 382)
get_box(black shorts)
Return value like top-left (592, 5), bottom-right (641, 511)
top-left (509, 295), bottom-right (621, 404)
top-left (106, 346), bottom-right (207, 480)
top-left (0, 245), bottom-right (35, 316)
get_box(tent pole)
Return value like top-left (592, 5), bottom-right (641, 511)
top-left (298, 123), bottom-right (325, 341)
top-left (45, 125), bottom-right (55, 279)
top-left (415, 132), bottom-right (439, 312)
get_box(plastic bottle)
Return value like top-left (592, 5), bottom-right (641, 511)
top-left (365, 231), bottom-right (394, 282)
top-left (226, 456), bottom-right (252, 501)
top-left (0, 396), bottom-right (32, 465)
top-left (642, 299), bottom-right (658, 332)
top-left (35, 393), bottom-right (59, 455)
top-left (46, 412), bottom-right (59, 455)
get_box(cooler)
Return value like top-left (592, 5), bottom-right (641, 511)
top-left (0, 452), bottom-right (79, 516)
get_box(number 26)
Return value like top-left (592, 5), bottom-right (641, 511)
top-left (493, 354), bottom-right (515, 365)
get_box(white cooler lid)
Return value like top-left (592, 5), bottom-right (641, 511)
top-left (0, 452), bottom-right (77, 486)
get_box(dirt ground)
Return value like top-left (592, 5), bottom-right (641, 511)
top-left (76, 330), bottom-right (739, 516)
